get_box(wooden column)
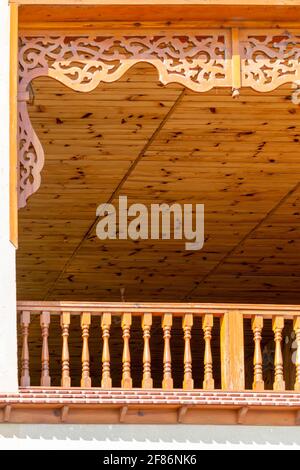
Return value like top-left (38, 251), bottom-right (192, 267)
top-left (220, 310), bottom-right (245, 391)
top-left (183, 313), bottom-right (193, 390)
top-left (273, 316), bottom-right (285, 391)
top-left (101, 313), bottom-right (112, 389)
top-left (40, 311), bottom-right (51, 387)
top-left (203, 313), bottom-right (214, 390)
top-left (294, 317), bottom-right (300, 391)
top-left (9, 2), bottom-right (18, 247)
top-left (20, 311), bottom-right (30, 387)
top-left (121, 313), bottom-right (132, 389)
top-left (61, 312), bottom-right (71, 388)
top-left (252, 316), bottom-right (264, 391)
top-left (142, 313), bottom-right (153, 389)
top-left (81, 312), bottom-right (91, 388)
top-left (162, 313), bottom-right (173, 389)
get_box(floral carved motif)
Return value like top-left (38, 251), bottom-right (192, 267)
top-left (241, 31), bottom-right (300, 92)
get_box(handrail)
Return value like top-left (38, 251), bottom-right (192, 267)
top-left (17, 301), bottom-right (300, 317)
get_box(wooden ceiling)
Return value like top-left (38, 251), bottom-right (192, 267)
top-left (17, 63), bottom-right (300, 304)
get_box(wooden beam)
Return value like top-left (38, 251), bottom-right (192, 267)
top-left (10, 1), bottom-right (300, 5)
top-left (9, 3), bottom-right (18, 248)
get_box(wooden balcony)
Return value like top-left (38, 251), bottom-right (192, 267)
top-left (1, 300), bottom-right (298, 425)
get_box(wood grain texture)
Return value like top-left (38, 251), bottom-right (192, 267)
top-left (17, 64), bottom-right (300, 305)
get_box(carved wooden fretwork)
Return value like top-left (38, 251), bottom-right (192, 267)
top-left (18, 30), bottom-right (300, 207)
top-left (241, 30), bottom-right (300, 92)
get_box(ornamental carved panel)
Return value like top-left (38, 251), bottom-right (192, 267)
top-left (241, 30), bottom-right (300, 92)
top-left (17, 31), bottom-right (300, 208)
top-left (18, 33), bottom-right (232, 208)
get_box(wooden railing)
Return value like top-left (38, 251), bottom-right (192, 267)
top-left (17, 301), bottom-right (300, 392)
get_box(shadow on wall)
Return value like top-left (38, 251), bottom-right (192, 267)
top-left (0, 424), bottom-right (300, 449)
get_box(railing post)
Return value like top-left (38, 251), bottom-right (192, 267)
top-left (121, 313), bottom-right (132, 389)
top-left (203, 313), bottom-right (214, 390)
top-left (220, 310), bottom-right (245, 391)
top-left (183, 313), bottom-right (193, 390)
top-left (142, 313), bottom-right (153, 389)
top-left (81, 312), bottom-right (91, 388)
top-left (294, 317), bottom-right (300, 391)
top-left (273, 316), bottom-right (285, 391)
top-left (61, 312), bottom-right (71, 388)
top-left (252, 315), bottom-right (264, 391)
top-left (20, 311), bottom-right (30, 387)
top-left (40, 311), bottom-right (51, 387)
top-left (162, 313), bottom-right (173, 390)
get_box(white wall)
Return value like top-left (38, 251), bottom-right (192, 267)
top-left (0, 0), bottom-right (18, 392)
top-left (0, 424), bottom-right (299, 450)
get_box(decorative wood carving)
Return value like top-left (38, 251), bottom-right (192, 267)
top-left (17, 30), bottom-right (300, 207)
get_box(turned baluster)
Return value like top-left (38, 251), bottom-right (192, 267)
top-left (61, 312), bottom-right (71, 388)
top-left (294, 317), bottom-right (300, 391)
top-left (81, 312), bottom-right (91, 388)
top-left (252, 316), bottom-right (264, 391)
top-left (121, 313), bottom-right (132, 388)
top-left (162, 313), bottom-right (173, 389)
top-left (40, 311), bottom-right (51, 387)
top-left (273, 316), bottom-right (285, 391)
top-left (142, 313), bottom-right (153, 389)
top-left (101, 313), bottom-right (112, 389)
top-left (20, 311), bottom-right (31, 387)
top-left (203, 314), bottom-right (214, 390)
top-left (183, 314), bottom-right (193, 389)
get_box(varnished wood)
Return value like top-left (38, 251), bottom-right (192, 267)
top-left (20, 311), bottom-right (30, 387)
top-left (162, 313), bottom-right (173, 389)
top-left (40, 311), bottom-right (51, 387)
top-left (272, 316), bottom-right (285, 391)
top-left (182, 313), bottom-right (193, 389)
top-left (9, 3), bottom-right (18, 247)
top-left (252, 315), bottom-right (264, 391)
top-left (101, 313), bottom-right (112, 389)
top-left (294, 317), bottom-right (300, 392)
top-left (61, 312), bottom-right (71, 387)
top-left (142, 313), bottom-right (153, 389)
top-left (203, 313), bottom-right (214, 390)
top-left (121, 313), bottom-right (132, 388)
top-left (80, 312), bottom-right (91, 388)
top-left (221, 310), bottom-right (245, 390)
top-left (231, 28), bottom-right (241, 94)
top-left (17, 69), bottom-right (300, 306)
